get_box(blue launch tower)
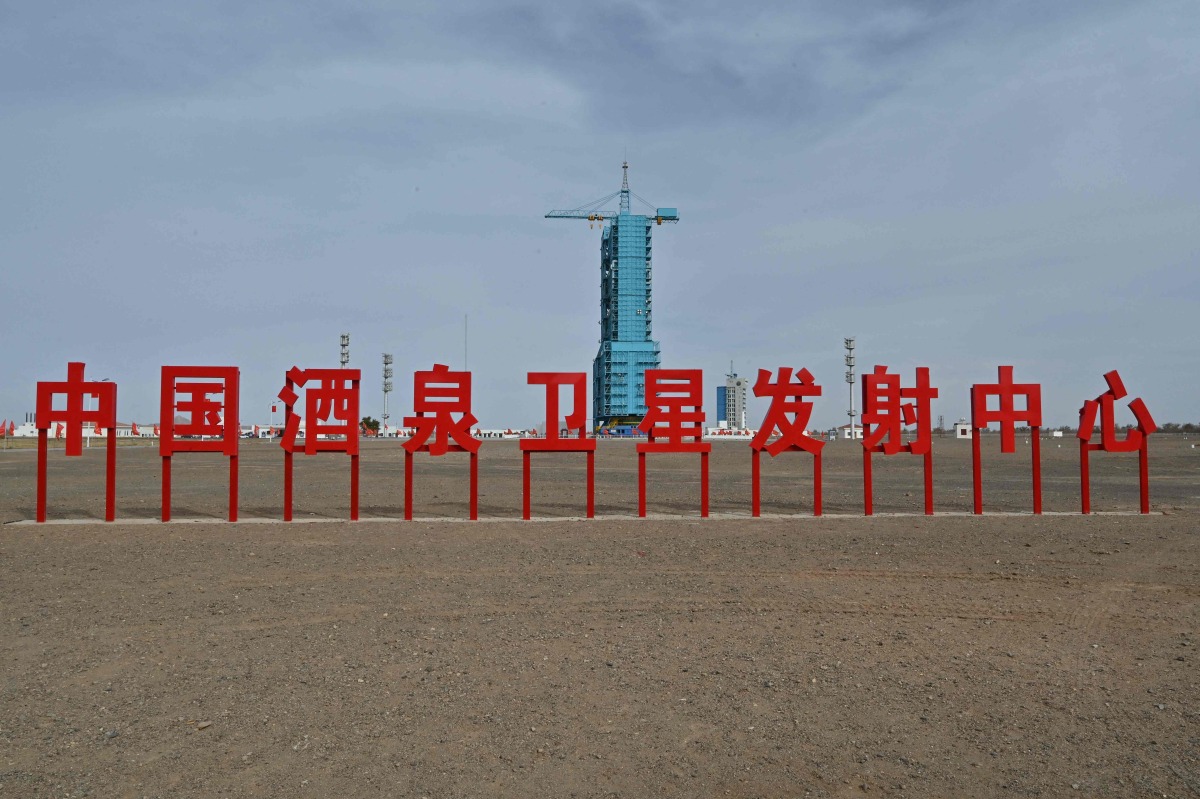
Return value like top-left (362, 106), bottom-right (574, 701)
top-left (546, 163), bottom-right (679, 429)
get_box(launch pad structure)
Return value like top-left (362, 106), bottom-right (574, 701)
top-left (546, 163), bottom-right (679, 431)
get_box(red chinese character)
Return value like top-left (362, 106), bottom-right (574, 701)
top-left (35, 362), bottom-right (118, 522)
top-left (636, 369), bottom-right (711, 517)
top-left (160, 366), bottom-right (240, 522)
top-left (862, 366), bottom-right (937, 455)
top-left (36, 362), bottom-right (115, 457)
top-left (1077, 370), bottom-right (1157, 514)
top-left (279, 367), bottom-right (360, 455)
top-left (751, 368), bottom-right (825, 456)
top-left (971, 365), bottom-right (1042, 453)
top-left (277, 367), bottom-right (361, 521)
top-left (750, 367), bottom-right (824, 516)
top-left (1077, 370), bottom-right (1156, 453)
top-left (404, 364), bottom-right (480, 456)
top-left (970, 366), bottom-right (1043, 514)
top-left (520, 372), bottom-right (596, 519)
top-left (861, 365), bottom-right (938, 515)
top-left (161, 367), bottom-right (240, 457)
top-left (403, 364), bottom-right (480, 520)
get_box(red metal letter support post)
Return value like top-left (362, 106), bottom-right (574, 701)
top-left (403, 364), bottom-right (481, 520)
top-left (35, 362), bottom-right (118, 522)
top-left (970, 365), bottom-right (1043, 514)
top-left (278, 367), bottom-right (361, 521)
top-left (861, 365), bottom-right (939, 515)
top-left (520, 372), bottom-right (596, 520)
top-left (160, 366), bottom-right (240, 522)
top-left (637, 369), bottom-right (711, 518)
top-left (750, 367), bottom-right (825, 517)
top-left (1077, 369), bottom-right (1157, 514)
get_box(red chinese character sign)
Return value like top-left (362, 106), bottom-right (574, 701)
top-left (403, 364), bottom-right (480, 520)
top-left (160, 366), bottom-right (240, 522)
top-left (1077, 370), bottom-right (1157, 514)
top-left (970, 366), bottom-right (1042, 514)
top-left (750, 367), bottom-right (825, 517)
top-left (520, 372), bottom-right (595, 520)
top-left (278, 367), bottom-right (361, 521)
top-left (861, 365), bottom-right (938, 515)
top-left (35, 362), bottom-right (117, 522)
top-left (637, 370), bottom-right (711, 517)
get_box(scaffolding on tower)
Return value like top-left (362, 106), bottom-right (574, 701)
top-left (546, 162), bottom-right (679, 431)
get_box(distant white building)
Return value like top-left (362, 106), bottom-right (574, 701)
top-left (8, 419), bottom-right (148, 439)
top-left (838, 424), bottom-right (864, 440)
top-left (716, 370), bottom-right (749, 431)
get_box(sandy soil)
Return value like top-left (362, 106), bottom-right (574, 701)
top-left (1, 436), bottom-right (1197, 797)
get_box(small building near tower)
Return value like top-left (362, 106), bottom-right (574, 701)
top-left (716, 370), bottom-right (748, 431)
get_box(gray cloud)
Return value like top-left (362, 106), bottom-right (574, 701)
top-left (2, 0), bottom-right (1196, 433)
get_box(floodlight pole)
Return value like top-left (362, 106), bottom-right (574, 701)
top-left (340, 333), bottom-right (350, 369)
top-left (382, 353), bottom-right (394, 429)
top-left (845, 338), bottom-right (857, 440)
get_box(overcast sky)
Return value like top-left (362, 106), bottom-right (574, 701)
top-left (3, 1), bottom-right (1197, 431)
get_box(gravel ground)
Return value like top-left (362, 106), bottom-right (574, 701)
top-left (1, 436), bottom-right (1197, 797)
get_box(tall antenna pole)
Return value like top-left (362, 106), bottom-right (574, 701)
top-left (382, 353), bottom-right (394, 429)
top-left (844, 337), bottom-right (857, 439)
top-left (340, 333), bottom-right (350, 369)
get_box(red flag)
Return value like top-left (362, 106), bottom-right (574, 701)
top-left (56, 423), bottom-right (64, 440)
top-left (131, 422), bottom-right (140, 436)
top-left (8, 420), bottom-right (15, 436)
top-left (0, 420), bottom-right (6, 437)
top-left (153, 423), bottom-right (160, 437)
top-left (254, 425), bottom-right (260, 436)
top-left (94, 422), bottom-right (104, 436)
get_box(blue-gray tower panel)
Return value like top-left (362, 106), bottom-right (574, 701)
top-left (594, 212), bottom-right (660, 425)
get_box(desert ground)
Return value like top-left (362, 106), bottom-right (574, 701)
top-left (1, 435), bottom-right (1197, 797)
